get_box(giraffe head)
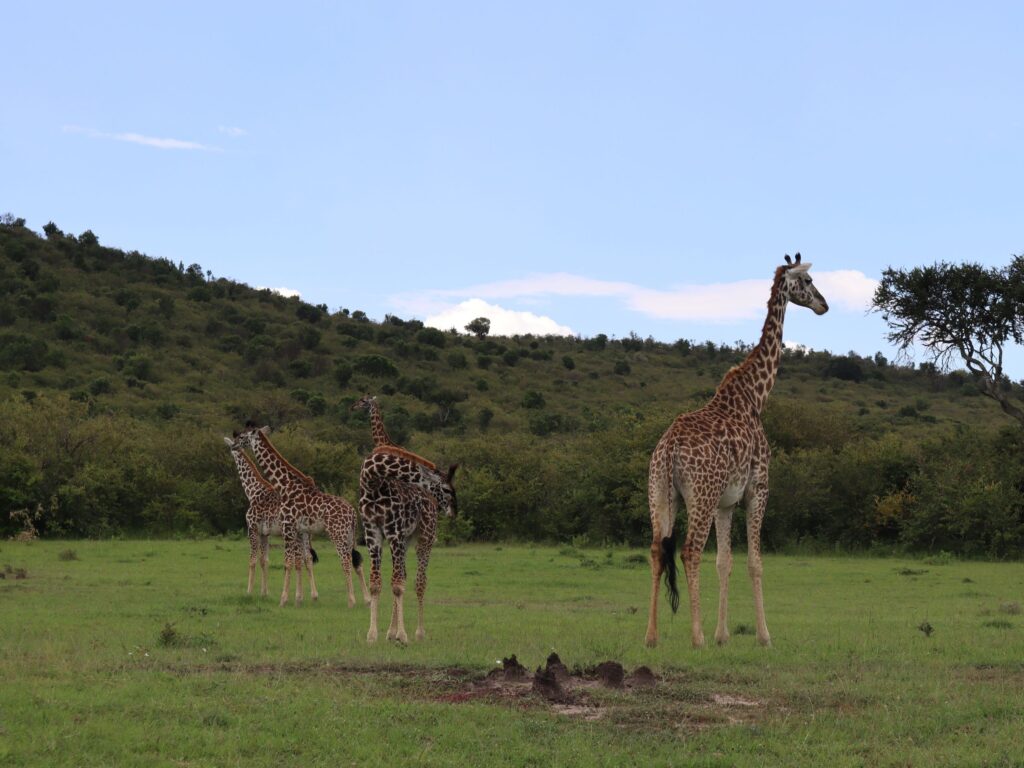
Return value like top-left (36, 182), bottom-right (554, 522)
top-left (780, 253), bottom-right (829, 315)
top-left (350, 394), bottom-right (376, 412)
top-left (223, 433), bottom-right (247, 454)
top-left (438, 464), bottom-right (459, 518)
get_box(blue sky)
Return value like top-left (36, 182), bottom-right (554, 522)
top-left (3, 2), bottom-right (1022, 374)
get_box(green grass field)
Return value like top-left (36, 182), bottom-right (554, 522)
top-left (1, 539), bottom-right (1022, 767)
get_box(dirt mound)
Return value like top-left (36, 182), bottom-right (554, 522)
top-left (487, 654), bottom-right (528, 681)
top-left (545, 652), bottom-right (570, 684)
top-left (594, 660), bottom-right (625, 688)
top-left (628, 665), bottom-right (658, 687)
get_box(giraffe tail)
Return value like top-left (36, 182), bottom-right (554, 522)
top-left (350, 548), bottom-right (363, 569)
top-left (661, 531), bottom-right (680, 614)
top-left (309, 547), bottom-right (319, 564)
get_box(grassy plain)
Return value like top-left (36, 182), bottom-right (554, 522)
top-left (1, 540), bottom-right (1022, 767)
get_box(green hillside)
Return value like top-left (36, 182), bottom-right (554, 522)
top-left (1, 215), bottom-right (1022, 554)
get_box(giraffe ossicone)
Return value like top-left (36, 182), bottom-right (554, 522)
top-left (644, 255), bottom-right (828, 649)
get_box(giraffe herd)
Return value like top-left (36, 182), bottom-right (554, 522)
top-left (225, 255), bottom-right (829, 648)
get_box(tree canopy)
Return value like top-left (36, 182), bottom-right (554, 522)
top-left (872, 257), bottom-right (1024, 426)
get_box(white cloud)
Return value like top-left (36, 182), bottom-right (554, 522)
top-left (812, 270), bottom-right (878, 312)
top-left (425, 298), bottom-right (574, 337)
top-left (63, 125), bottom-right (220, 151)
top-left (218, 125), bottom-right (246, 137)
top-left (256, 286), bottom-right (301, 298)
top-left (400, 268), bottom-right (877, 325)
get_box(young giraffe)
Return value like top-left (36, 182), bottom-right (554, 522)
top-left (358, 444), bottom-right (458, 644)
top-left (237, 424), bottom-right (371, 608)
top-left (645, 254), bottom-right (828, 649)
top-left (224, 436), bottom-right (317, 596)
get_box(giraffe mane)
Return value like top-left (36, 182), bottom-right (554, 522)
top-left (254, 429), bottom-right (317, 487)
top-left (370, 444), bottom-right (438, 471)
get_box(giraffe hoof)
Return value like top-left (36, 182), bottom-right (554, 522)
top-left (757, 634), bottom-right (772, 648)
top-left (366, 630), bottom-right (378, 643)
top-left (348, 597), bottom-right (356, 608)
top-left (715, 632), bottom-right (730, 646)
top-left (279, 596), bottom-right (288, 607)
top-left (644, 634), bottom-right (658, 648)
top-left (415, 629), bottom-right (425, 641)
top-left (692, 635), bottom-right (706, 649)
top-left (393, 633), bottom-right (408, 646)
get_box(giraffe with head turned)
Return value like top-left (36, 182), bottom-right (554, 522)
top-left (645, 253), bottom-right (829, 649)
top-left (357, 431), bottom-right (458, 644)
top-left (236, 424), bottom-right (371, 608)
top-left (223, 437), bottom-right (317, 596)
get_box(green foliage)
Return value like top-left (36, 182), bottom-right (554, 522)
top-left (1, 220), bottom-right (1022, 553)
top-left (353, 355), bottom-right (399, 378)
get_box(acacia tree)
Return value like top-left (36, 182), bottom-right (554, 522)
top-left (465, 317), bottom-right (490, 339)
top-left (872, 257), bottom-right (1024, 426)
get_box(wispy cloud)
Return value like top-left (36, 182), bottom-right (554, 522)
top-left (425, 298), bottom-right (574, 337)
top-left (218, 125), bottom-right (246, 137)
top-left (63, 125), bottom-right (220, 151)
top-left (395, 268), bottom-right (878, 325)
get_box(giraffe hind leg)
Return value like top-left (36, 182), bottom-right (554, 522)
top-left (682, 501), bottom-right (716, 649)
top-left (714, 507), bottom-right (734, 645)
top-left (645, 462), bottom-right (678, 648)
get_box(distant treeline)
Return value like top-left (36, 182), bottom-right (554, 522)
top-left (2, 216), bottom-right (1023, 557)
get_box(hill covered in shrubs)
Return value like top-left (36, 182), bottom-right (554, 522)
top-left (2, 215), bottom-right (1022, 556)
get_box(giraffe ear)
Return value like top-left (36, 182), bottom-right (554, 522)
top-left (223, 437), bottom-right (234, 446)
top-left (447, 464), bottom-right (459, 483)
top-left (259, 425), bottom-right (271, 435)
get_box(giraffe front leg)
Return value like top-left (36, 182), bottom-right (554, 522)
top-left (714, 508), bottom-right (734, 645)
top-left (260, 534), bottom-right (270, 597)
top-left (682, 505), bottom-right (715, 649)
top-left (247, 525), bottom-right (260, 595)
top-left (365, 529), bottom-right (383, 643)
top-left (280, 530), bottom-right (300, 607)
top-left (386, 538), bottom-right (408, 645)
top-left (746, 481), bottom-right (772, 647)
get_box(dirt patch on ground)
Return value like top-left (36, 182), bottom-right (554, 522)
top-left (158, 655), bottom-right (771, 731)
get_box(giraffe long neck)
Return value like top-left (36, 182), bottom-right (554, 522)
top-left (250, 431), bottom-right (314, 491)
top-left (367, 401), bottom-right (394, 447)
top-left (716, 268), bottom-right (788, 417)
top-left (230, 449), bottom-right (273, 502)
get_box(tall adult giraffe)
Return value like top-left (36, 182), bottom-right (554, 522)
top-left (237, 424), bottom-right (370, 607)
top-left (223, 436), bottom-right (316, 596)
top-left (645, 254), bottom-right (828, 649)
top-left (358, 445), bottom-right (457, 644)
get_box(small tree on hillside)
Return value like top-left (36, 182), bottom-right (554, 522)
top-left (465, 317), bottom-right (491, 339)
top-left (872, 257), bottom-right (1024, 426)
